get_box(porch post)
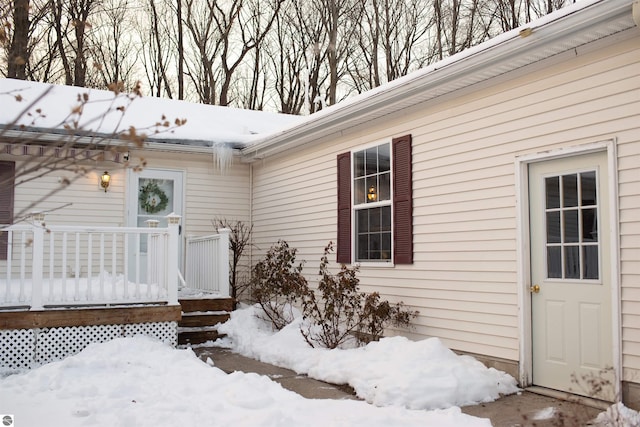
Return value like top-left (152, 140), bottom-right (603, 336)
top-left (165, 214), bottom-right (181, 305)
top-left (218, 228), bottom-right (231, 298)
top-left (30, 212), bottom-right (45, 311)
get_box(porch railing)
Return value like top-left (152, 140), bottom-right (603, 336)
top-left (185, 229), bottom-right (230, 297)
top-left (0, 213), bottom-right (182, 310)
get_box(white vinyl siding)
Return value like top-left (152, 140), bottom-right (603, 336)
top-left (250, 31), bottom-right (640, 365)
top-left (7, 149), bottom-right (250, 239)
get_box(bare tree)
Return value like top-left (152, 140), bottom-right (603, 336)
top-left (88, 0), bottom-right (140, 90)
top-left (147, 0), bottom-right (174, 98)
top-left (2, 0), bottom-right (50, 80)
top-left (1, 0), bottom-right (575, 111)
top-left (213, 218), bottom-right (253, 305)
top-left (216, 0), bottom-right (284, 106)
top-left (183, 0), bottom-right (222, 104)
top-left (264, 3), bottom-right (306, 114)
top-left (7, 0), bottom-right (29, 79)
top-left (347, 0), bottom-right (434, 92)
top-left (176, 0), bottom-right (184, 100)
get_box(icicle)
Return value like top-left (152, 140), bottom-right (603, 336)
top-left (213, 142), bottom-right (234, 174)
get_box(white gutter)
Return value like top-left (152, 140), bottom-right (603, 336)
top-left (0, 128), bottom-right (218, 155)
top-left (241, 0), bottom-right (636, 160)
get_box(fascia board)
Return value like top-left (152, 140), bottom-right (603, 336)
top-left (0, 128), bottom-right (217, 155)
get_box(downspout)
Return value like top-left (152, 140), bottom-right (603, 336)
top-left (249, 162), bottom-right (254, 275)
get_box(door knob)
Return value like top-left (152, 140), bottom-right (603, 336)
top-left (530, 284), bottom-right (540, 294)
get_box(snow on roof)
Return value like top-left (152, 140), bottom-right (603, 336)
top-left (0, 78), bottom-right (304, 147)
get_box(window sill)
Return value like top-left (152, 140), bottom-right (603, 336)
top-left (354, 261), bottom-right (395, 268)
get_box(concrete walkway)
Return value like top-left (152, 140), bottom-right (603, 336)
top-left (193, 346), bottom-right (602, 426)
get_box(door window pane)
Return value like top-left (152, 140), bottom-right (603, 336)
top-left (581, 171), bottom-right (597, 206)
top-left (563, 210), bottom-right (579, 243)
top-left (543, 170), bottom-right (599, 280)
top-left (563, 174), bottom-right (578, 207)
top-left (583, 246), bottom-right (599, 280)
top-left (546, 212), bottom-right (561, 243)
top-left (547, 247), bottom-right (562, 278)
top-left (545, 176), bottom-right (560, 209)
top-left (582, 208), bottom-right (598, 242)
top-left (564, 246), bottom-right (580, 279)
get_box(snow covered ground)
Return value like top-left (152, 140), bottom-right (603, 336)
top-left (1, 303), bottom-right (639, 426)
top-left (0, 336), bottom-right (491, 427)
top-left (213, 304), bottom-right (519, 410)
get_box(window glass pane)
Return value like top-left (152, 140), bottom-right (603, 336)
top-left (583, 246), bottom-right (599, 280)
top-left (354, 151), bottom-right (365, 178)
top-left (581, 171), bottom-right (597, 206)
top-left (563, 174), bottom-right (578, 207)
top-left (582, 208), bottom-right (598, 242)
top-left (379, 144), bottom-right (390, 172)
top-left (379, 172), bottom-right (390, 201)
top-left (381, 233), bottom-right (392, 261)
top-left (357, 234), bottom-right (368, 260)
top-left (547, 247), bottom-right (562, 278)
top-left (369, 207), bottom-right (381, 232)
top-left (381, 205), bottom-right (391, 231)
top-left (546, 211), bottom-right (561, 244)
top-left (545, 176), bottom-right (560, 209)
top-left (366, 176), bottom-right (378, 203)
top-left (564, 210), bottom-right (579, 243)
top-left (365, 147), bottom-right (378, 175)
top-left (370, 234), bottom-right (381, 259)
top-left (564, 246), bottom-right (580, 279)
top-left (354, 177), bottom-right (365, 205)
top-left (357, 209), bottom-right (368, 232)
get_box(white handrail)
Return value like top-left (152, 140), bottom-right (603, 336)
top-left (0, 214), bottom-right (182, 309)
top-left (185, 229), bottom-right (230, 297)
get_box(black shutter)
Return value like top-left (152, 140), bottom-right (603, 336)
top-left (0, 161), bottom-right (15, 260)
top-left (392, 135), bottom-right (413, 264)
top-left (336, 152), bottom-right (351, 264)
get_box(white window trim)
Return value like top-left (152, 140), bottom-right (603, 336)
top-left (351, 140), bottom-right (394, 266)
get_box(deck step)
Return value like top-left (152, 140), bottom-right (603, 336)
top-left (178, 330), bottom-right (226, 345)
top-left (179, 312), bottom-right (230, 328)
top-left (179, 298), bottom-right (234, 313)
top-left (177, 297), bottom-right (233, 346)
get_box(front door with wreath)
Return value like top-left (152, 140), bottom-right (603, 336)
top-left (127, 169), bottom-right (184, 281)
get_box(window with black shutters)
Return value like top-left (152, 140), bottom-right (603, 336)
top-left (336, 135), bottom-right (413, 265)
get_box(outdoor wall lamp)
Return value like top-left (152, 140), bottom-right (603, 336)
top-left (367, 184), bottom-right (377, 202)
top-left (100, 171), bottom-right (111, 192)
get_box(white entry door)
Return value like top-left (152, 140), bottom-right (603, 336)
top-left (127, 169), bottom-right (184, 282)
top-left (529, 151), bottom-right (614, 401)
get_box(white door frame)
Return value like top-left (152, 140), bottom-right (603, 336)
top-left (515, 140), bottom-right (621, 399)
top-left (126, 168), bottom-right (186, 272)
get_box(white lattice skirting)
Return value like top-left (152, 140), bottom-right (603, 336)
top-left (0, 322), bottom-right (178, 369)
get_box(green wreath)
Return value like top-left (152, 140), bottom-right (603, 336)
top-left (139, 181), bottom-right (169, 214)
